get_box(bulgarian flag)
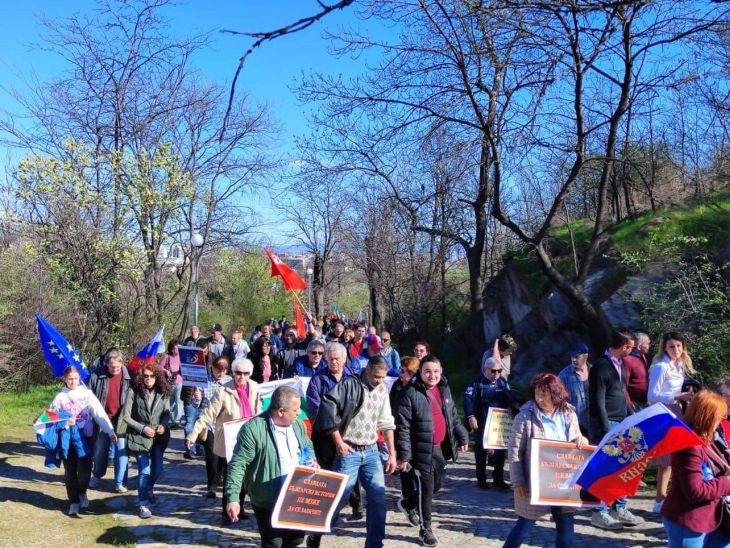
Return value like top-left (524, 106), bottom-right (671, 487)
top-left (258, 377), bottom-right (312, 436)
top-left (264, 247), bottom-right (308, 292)
top-left (33, 409), bottom-right (73, 434)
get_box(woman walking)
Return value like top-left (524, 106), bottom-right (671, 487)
top-left (50, 365), bottom-right (116, 516)
top-left (187, 357), bottom-right (262, 525)
top-left (503, 373), bottom-right (588, 548)
top-left (119, 362), bottom-right (171, 518)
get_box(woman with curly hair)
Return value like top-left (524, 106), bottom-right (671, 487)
top-left (503, 372), bottom-right (588, 548)
top-left (119, 362), bottom-right (171, 518)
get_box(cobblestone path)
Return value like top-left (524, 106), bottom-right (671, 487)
top-left (1, 428), bottom-right (667, 547)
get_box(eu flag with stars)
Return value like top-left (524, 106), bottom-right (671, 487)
top-left (36, 313), bottom-right (89, 381)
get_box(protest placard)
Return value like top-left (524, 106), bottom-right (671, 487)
top-left (482, 407), bottom-right (514, 449)
top-left (529, 439), bottom-right (601, 507)
top-left (178, 345), bottom-right (208, 387)
top-left (271, 466), bottom-right (348, 533)
top-left (222, 418), bottom-right (251, 462)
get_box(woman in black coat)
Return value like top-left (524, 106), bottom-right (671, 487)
top-left (247, 336), bottom-right (282, 383)
top-left (393, 354), bottom-right (468, 547)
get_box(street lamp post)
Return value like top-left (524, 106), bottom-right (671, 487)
top-left (190, 233), bottom-right (204, 327)
top-left (306, 267), bottom-right (314, 312)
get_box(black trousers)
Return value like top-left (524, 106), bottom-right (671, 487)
top-left (475, 424), bottom-right (506, 483)
top-left (202, 431), bottom-right (224, 490)
top-left (252, 504), bottom-right (305, 548)
top-left (221, 460), bottom-right (246, 524)
top-left (63, 447), bottom-right (93, 504)
top-left (406, 445), bottom-right (446, 529)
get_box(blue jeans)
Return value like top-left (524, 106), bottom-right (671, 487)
top-left (93, 430), bottom-right (129, 486)
top-left (333, 446), bottom-right (387, 548)
top-left (183, 403), bottom-right (204, 454)
top-left (135, 446), bottom-right (164, 505)
top-left (170, 383), bottom-right (183, 422)
top-left (663, 518), bottom-right (730, 548)
top-left (503, 508), bottom-right (574, 548)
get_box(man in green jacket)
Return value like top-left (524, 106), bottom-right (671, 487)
top-left (225, 385), bottom-right (314, 547)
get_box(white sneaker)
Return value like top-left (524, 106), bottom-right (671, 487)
top-left (609, 507), bottom-right (645, 526)
top-left (68, 503), bottom-right (80, 516)
top-left (591, 510), bottom-right (623, 530)
top-left (115, 483), bottom-right (128, 493)
top-left (652, 500), bottom-right (663, 513)
top-left (79, 493), bottom-right (89, 509)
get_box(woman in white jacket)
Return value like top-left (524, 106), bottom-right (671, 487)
top-left (50, 365), bottom-right (116, 516)
top-left (647, 331), bottom-right (696, 512)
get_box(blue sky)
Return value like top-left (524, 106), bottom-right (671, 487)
top-left (0, 0), bottom-right (381, 245)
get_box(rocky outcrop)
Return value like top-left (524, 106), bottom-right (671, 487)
top-left (482, 262), bottom-right (675, 388)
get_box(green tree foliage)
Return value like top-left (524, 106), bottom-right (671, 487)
top-left (197, 250), bottom-right (290, 334)
top-left (621, 234), bottom-right (730, 382)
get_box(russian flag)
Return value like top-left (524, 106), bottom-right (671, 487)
top-left (568, 403), bottom-right (702, 504)
top-left (128, 326), bottom-right (165, 373)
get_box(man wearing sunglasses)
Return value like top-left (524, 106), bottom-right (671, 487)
top-left (284, 340), bottom-right (327, 378)
top-left (464, 357), bottom-right (513, 490)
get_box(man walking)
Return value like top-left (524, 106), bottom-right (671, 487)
top-left (558, 342), bottom-right (591, 436)
top-left (589, 331), bottom-right (644, 530)
top-left (396, 355), bottom-right (468, 547)
top-left (88, 348), bottom-right (131, 493)
top-left (464, 357), bottom-right (512, 490)
top-left (312, 356), bottom-right (397, 548)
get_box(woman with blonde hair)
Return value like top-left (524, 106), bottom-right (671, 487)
top-left (648, 331), bottom-right (697, 512)
top-left (661, 390), bottom-right (730, 547)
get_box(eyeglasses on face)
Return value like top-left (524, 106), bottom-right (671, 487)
top-left (310, 351), bottom-right (324, 356)
top-left (489, 369), bottom-right (502, 374)
top-left (142, 374), bottom-right (156, 379)
top-left (233, 370), bottom-right (251, 376)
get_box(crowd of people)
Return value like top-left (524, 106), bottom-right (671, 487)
top-left (41, 318), bottom-right (730, 547)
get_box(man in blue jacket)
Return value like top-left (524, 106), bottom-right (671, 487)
top-left (464, 357), bottom-right (512, 490)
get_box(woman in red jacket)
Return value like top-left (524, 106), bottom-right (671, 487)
top-left (661, 390), bottom-right (730, 547)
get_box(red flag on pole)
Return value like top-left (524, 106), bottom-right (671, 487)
top-left (264, 248), bottom-right (308, 292)
top-left (294, 301), bottom-right (307, 339)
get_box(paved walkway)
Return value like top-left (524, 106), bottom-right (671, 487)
top-left (1, 428), bottom-right (667, 547)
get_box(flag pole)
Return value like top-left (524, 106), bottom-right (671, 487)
top-left (291, 290), bottom-right (312, 317)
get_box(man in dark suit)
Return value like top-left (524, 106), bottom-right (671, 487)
top-left (589, 330), bottom-right (644, 530)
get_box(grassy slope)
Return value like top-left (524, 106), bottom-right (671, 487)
top-left (0, 384), bottom-right (136, 546)
top-left (510, 188), bottom-right (730, 300)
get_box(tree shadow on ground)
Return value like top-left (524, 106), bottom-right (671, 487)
top-left (0, 485), bottom-right (67, 511)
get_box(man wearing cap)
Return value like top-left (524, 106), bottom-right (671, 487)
top-left (464, 357), bottom-right (513, 490)
top-left (558, 342), bottom-right (592, 436)
top-left (208, 324), bottom-right (234, 364)
top-left (351, 334), bottom-right (383, 375)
